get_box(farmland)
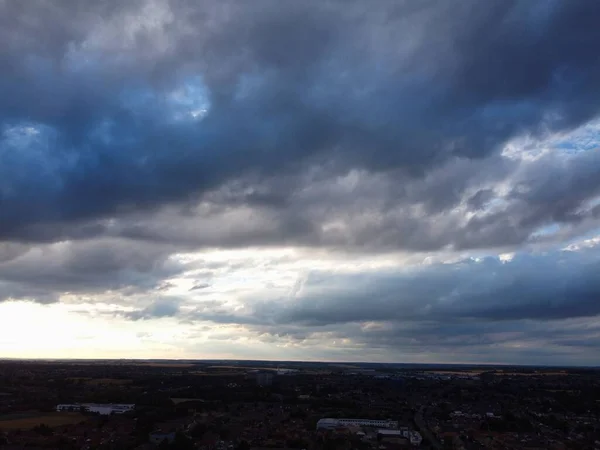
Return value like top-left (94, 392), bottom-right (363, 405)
top-left (66, 377), bottom-right (132, 385)
top-left (0, 412), bottom-right (87, 430)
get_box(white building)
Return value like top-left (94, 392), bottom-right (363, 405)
top-left (316, 418), bottom-right (399, 430)
top-left (56, 404), bottom-right (81, 412)
top-left (256, 372), bottom-right (274, 386)
top-left (377, 429), bottom-right (422, 447)
top-left (408, 431), bottom-right (422, 446)
top-left (56, 403), bottom-right (134, 415)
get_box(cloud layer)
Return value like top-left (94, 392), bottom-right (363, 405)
top-left (2, 0), bottom-right (600, 240)
top-left (1, 0), bottom-right (600, 364)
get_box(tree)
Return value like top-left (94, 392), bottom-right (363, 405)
top-left (189, 422), bottom-right (207, 438)
top-left (287, 438), bottom-right (309, 448)
top-left (220, 428), bottom-right (231, 440)
top-left (33, 423), bottom-right (54, 436)
top-left (237, 440), bottom-right (251, 450)
top-left (170, 431), bottom-right (194, 450)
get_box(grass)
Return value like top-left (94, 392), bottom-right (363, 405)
top-left (0, 412), bottom-right (86, 430)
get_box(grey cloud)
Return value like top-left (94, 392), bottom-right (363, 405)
top-left (449, 148), bottom-right (600, 249)
top-left (198, 318), bottom-right (600, 365)
top-left (509, 149), bottom-right (600, 225)
top-left (194, 246), bottom-right (600, 327)
top-left (0, 281), bottom-right (59, 304)
top-left (0, 238), bottom-right (183, 302)
top-left (109, 244), bottom-right (600, 361)
top-left (5, 149), bottom-right (597, 309)
top-left (123, 297), bottom-right (181, 321)
top-left (0, 243), bottom-right (29, 264)
top-left (234, 315), bottom-right (600, 365)
top-left (90, 148), bottom-right (597, 252)
top-left (2, 1), bottom-right (600, 241)
top-left (156, 281), bottom-right (176, 291)
top-left (3, 0), bottom-right (600, 365)
top-left (467, 189), bottom-right (495, 211)
top-left (190, 283), bottom-right (210, 291)
top-left (89, 240), bottom-right (600, 364)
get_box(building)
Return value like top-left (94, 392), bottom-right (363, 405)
top-left (56, 403), bottom-right (134, 415)
top-left (378, 429), bottom-right (408, 438)
top-left (149, 431), bottom-right (176, 445)
top-left (377, 429), bottom-right (422, 447)
top-left (256, 372), bottom-right (274, 386)
top-left (407, 431), bottom-right (422, 446)
top-left (316, 418), bottom-right (399, 430)
top-left (55, 404), bottom-right (82, 412)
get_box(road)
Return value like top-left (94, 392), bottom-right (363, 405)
top-left (414, 406), bottom-right (442, 449)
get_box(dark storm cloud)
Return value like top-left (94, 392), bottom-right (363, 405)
top-left (0, 238), bottom-right (182, 301)
top-left (0, 281), bottom-right (59, 304)
top-left (123, 297), bottom-right (181, 321)
top-left (189, 283), bottom-right (210, 291)
top-left (249, 318), bottom-right (600, 364)
top-left (176, 245), bottom-right (600, 327)
top-left (307, 251), bottom-right (600, 323)
top-left (88, 147), bottom-right (598, 252)
top-left (509, 149), bottom-right (600, 226)
top-left (2, 0), bottom-right (600, 241)
top-left (155, 245), bottom-right (600, 364)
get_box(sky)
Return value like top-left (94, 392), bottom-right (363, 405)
top-left (1, 0), bottom-right (600, 365)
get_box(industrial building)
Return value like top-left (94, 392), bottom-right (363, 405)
top-left (316, 418), bottom-right (399, 430)
top-left (378, 429), bottom-right (422, 446)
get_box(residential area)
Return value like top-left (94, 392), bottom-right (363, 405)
top-left (0, 361), bottom-right (598, 449)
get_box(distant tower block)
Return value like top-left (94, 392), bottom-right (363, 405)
top-left (256, 371), bottom-right (274, 386)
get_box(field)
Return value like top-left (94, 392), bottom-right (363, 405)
top-left (425, 369), bottom-right (569, 377)
top-left (86, 378), bottom-right (132, 385)
top-left (135, 363), bottom-right (195, 368)
top-left (493, 371), bottom-right (568, 376)
top-left (170, 398), bottom-right (206, 405)
top-left (66, 377), bottom-right (132, 385)
top-left (427, 370), bottom-right (484, 376)
top-left (192, 371), bottom-right (246, 376)
top-left (206, 365), bottom-right (279, 371)
top-left (0, 412), bottom-right (86, 430)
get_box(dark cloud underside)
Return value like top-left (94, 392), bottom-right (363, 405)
top-left (1, 0), bottom-right (600, 242)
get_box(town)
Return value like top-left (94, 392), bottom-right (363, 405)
top-left (0, 360), bottom-right (598, 449)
